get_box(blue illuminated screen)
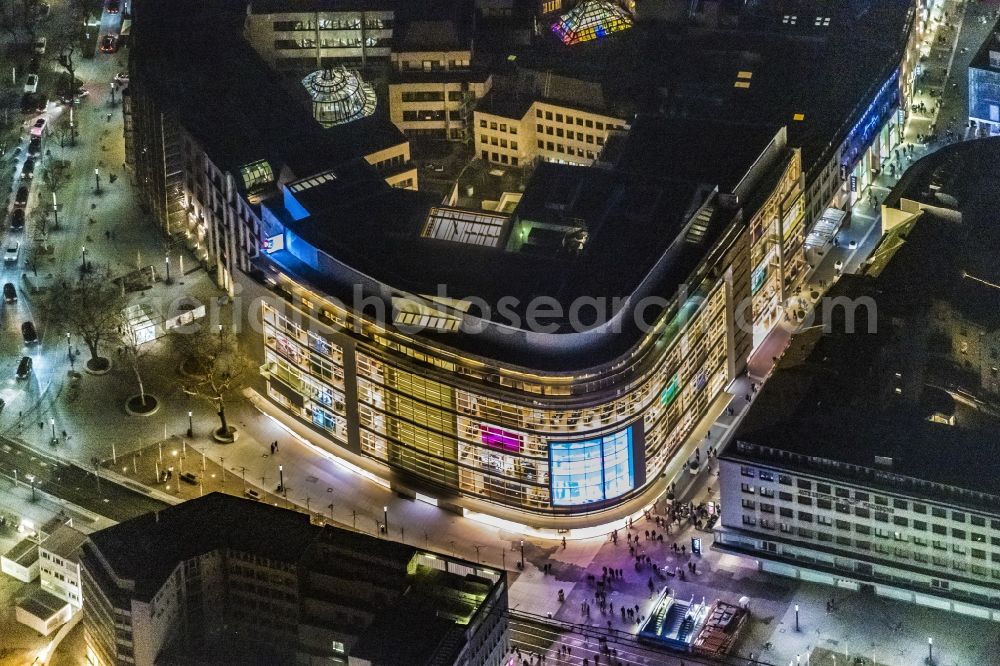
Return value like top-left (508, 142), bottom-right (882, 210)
top-left (550, 427), bottom-right (634, 506)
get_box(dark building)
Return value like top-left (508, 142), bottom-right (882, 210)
top-left (80, 493), bottom-right (508, 666)
top-left (716, 139), bottom-right (1000, 620)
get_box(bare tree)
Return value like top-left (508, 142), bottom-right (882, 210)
top-left (120, 310), bottom-right (154, 410)
top-left (40, 273), bottom-right (125, 371)
top-left (172, 327), bottom-right (254, 439)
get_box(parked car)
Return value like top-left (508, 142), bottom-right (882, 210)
top-left (33, 37), bottom-right (46, 54)
top-left (3, 283), bottom-right (17, 303)
top-left (14, 186), bottom-right (28, 207)
top-left (21, 156), bottom-right (34, 179)
top-left (106, 0), bottom-right (120, 13)
top-left (9, 209), bottom-right (24, 231)
top-left (180, 471), bottom-right (199, 485)
top-left (21, 321), bottom-right (37, 344)
top-left (114, 71), bottom-right (129, 84)
top-left (34, 95), bottom-right (47, 113)
top-left (30, 117), bottom-right (46, 136)
top-left (16, 356), bottom-right (32, 380)
top-left (99, 35), bottom-right (117, 53)
top-left (23, 74), bottom-right (38, 94)
top-left (4, 241), bottom-right (19, 264)
top-left (28, 136), bottom-right (40, 155)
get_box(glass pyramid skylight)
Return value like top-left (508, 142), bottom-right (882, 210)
top-left (552, 0), bottom-right (634, 45)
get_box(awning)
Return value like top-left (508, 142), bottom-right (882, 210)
top-left (804, 207), bottom-right (847, 249)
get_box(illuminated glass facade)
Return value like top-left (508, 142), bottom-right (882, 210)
top-left (260, 273), bottom-right (730, 516)
top-left (550, 427), bottom-right (636, 506)
top-left (551, 0), bottom-right (633, 45)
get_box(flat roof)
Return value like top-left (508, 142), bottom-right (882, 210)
top-left (85, 494), bottom-right (502, 665)
top-left (726, 138), bottom-right (1000, 501)
top-left (18, 588), bottom-right (68, 620)
top-left (40, 524), bottom-right (87, 559)
top-left (3, 538), bottom-right (39, 566)
top-left (132, 0), bottom-right (407, 178)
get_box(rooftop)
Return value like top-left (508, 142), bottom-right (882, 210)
top-left (40, 524), bottom-right (87, 559)
top-left (970, 28), bottom-right (1000, 72)
top-left (131, 0), bottom-right (407, 178)
top-left (84, 494), bottom-right (504, 666)
top-left (725, 138), bottom-right (1000, 504)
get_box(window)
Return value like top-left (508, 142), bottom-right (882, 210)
top-left (797, 496), bottom-right (813, 506)
top-left (742, 515), bottom-right (756, 526)
top-left (952, 528), bottom-right (966, 539)
top-left (797, 479), bottom-right (812, 490)
top-left (836, 536), bottom-right (851, 546)
top-left (545, 111), bottom-right (553, 120)
top-left (741, 498), bottom-right (756, 509)
top-left (817, 499), bottom-right (832, 510)
top-left (913, 520), bottom-right (927, 531)
top-left (971, 515), bottom-right (986, 527)
top-left (931, 507), bottom-right (946, 518)
top-left (835, 519), bottom-right (850, 530)
top-left (550, 427), bottom-right (635, 506)
top-left (779, 491), bottom-right (793, 502)
top-left (818, 531), bottom-right (833, 542)
top-left (972, 549), bottom-right (986, 560)
top-left (511, 141), bottom-right (518, 150)
top-left (856, 524), bottom-right (870, 535)
top-left (835, 487), bottom-right (850, 498)
top-left (893, 498), bottom-right (908, 510)
top-left (536, 109), bottom-right (542, 118)
top-left (855, 508), bottom-right (869, 519)
top-left (798, 511), bottom-right (813, 522)
top-left (759, 471), bottom-right (774, 482)
top-left (972, 532), bottom-right (986, 543)
top-left (893, 516), bottom-right (908, 527)
top-left (914, 503), bottom-right (927, 514)
top-left (536, 124), bottom-right (543, 133)
top-left (855, 492), bottom-right (869, 502)
top-left (480, 119), bottom-right (487, 128)
top-left (874, 512), bottom-right (888, 523)
top-left (874, 496), bottom-right (888, 506)
top-left (952, 511), bottom-right (966, 523)
top-left (816, 483), bottom-right (831, 494)
top-left (932, 524), bottom-right (947, 535)
top-left (759, 487), bottom-right (774, 498)
top-left (760, 503), bottom-right (775, 514)
top-left (741, 466), bottom-right (755, 477)
top-left (489, 122), bottom-right (498, 130)
top-left (818, 515), bottom-right (833, 526)
top-left (780, 507), bottom-right (793, 518)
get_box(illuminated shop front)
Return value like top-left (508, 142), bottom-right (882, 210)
top-left (839, 69), bottom-right (902, 207)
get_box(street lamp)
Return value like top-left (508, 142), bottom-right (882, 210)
top-left (278, 464), bottom-right (285, 496)
top-left (187, 411), bottom-right (194, 438)
top-left (94, 168), bottom-right (101, 194)
top-left (25, 474), bottom-right (36, 502)
top-left (218, 324), bottom-right (223, 341)
top-left (66, 332), bottom-right (71, 358)
top-left (164, 255), bottom-right (171, 284)
top-left (520, 539), bottom-right (525, 569)
top-left (50, 418), bottom-right (57, 445)
top-left (794, 604), bottom-right (800, 631)
top-left (928, 637), bottom-right (933, 664)
top-left (52, 192), bottom-right (58, 229)
top-left (81, 246), bottom-right (87, 272)
top-left (383, 505), bottom-right (388, 534)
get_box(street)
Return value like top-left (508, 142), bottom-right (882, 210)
top-left (0, 0), bottom-right (996, 664)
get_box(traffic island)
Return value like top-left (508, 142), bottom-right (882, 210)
top-left (212, 426), bottom-right (238, 443)
top-left (85, 356), bottom-right (112, 375)
top-left (125, 394), bottom-right (160, 416)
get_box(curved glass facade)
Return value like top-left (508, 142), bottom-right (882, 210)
top-left (260, 274), bottom-right (730, 516)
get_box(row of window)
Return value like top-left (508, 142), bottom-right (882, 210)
top-left (402, 110), bottom-right (462, 122)
top-left (536, 123), bottom-right (605, 145)
top-left (740, 466), bottom-right (1000, 528)
top-left (481, 151), bottom-right (520, 166)
top-left (481, 135), bottom-right (519, 150)
top-left (535, 107), bottom-right (613, 130)
top-left (479, 119), bottom-right (519, 134)
top-left (535, 141), bottom-right (596, 160)
top-left (401, 90), bottom-right (466, 103)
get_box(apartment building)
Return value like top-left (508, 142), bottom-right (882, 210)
top-left (968, 28), bottom-right (1000, 135)
top-left (81, 494), bottom-right (509, 666)
top-left (39, 524), bottom-right (87, 609)
top-left (388, 20), bottom-right (492, 141)
top-left (716, 154), bottom-right (1000, 619)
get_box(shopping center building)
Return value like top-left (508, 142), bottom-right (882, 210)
top-left (716, 140), bottom-right (1000, 619)
top-left (127, 0), bottom-right (921, 524)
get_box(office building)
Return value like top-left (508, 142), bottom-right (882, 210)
top-left (968, 27), bottom-right (1000, 136)
top-left (473, 72), bottom-right (629, 167)
top-left (388, 19), bottom-right (492, 141)
top-left (81, 493), bottom-right (508, 666)
top-left (244, 0), bottom-right (396, 70)
top-left (716, 139), bottom-right (1000, 620)
top-left (39, 523), bottom-right (88, 609)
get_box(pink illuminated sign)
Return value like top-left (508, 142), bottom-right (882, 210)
top-left (480, 424), bottom-right (522, 453)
